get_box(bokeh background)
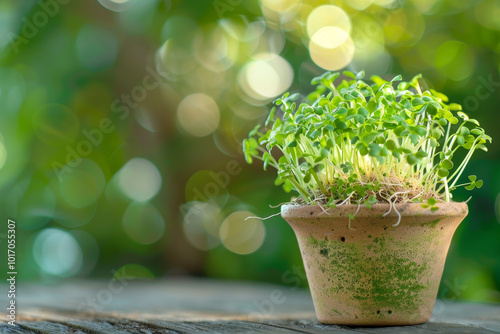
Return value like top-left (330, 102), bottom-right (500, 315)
top-left (0, 0), bottom-right (499, 302)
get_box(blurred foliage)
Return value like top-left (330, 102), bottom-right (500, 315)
top-left (0, 0), bottom-right (499, 303)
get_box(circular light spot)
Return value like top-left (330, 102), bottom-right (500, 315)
top-left (161, 15), bottom-right (199, 42)
top-left (352, 21), bottom-right (390, 74)
top-left (185, 170), bottom-right (230, 206)
top-left (97, 0), bottom-right (130, 12)
top-left (52, 191), bottom-right (98, 228)
top-left (261, 0), bottom-right (300, 13)
top-left (220, 211), bottom-right (266, 255)
top-left (343, 0), bottom-right (374, 10)
top-left (306, 5), bottom-right (351, 38)
top-left (435, 41), bottom-right (475, 81)
top-left (122, 202), bottom-right (165, 244)
top-left (383, 9), bottom-right (425, 47)
top-left (176, 93), bottom-right (220, 137)
top-left (243, 20), bottom-right (266, 42)
top-left (182, 202), bottom-right (222, 251)
top-left (238, 53), bottom-right (293, 101)
top-left (33, 228), bottom-right (82, 277)
top-left (252, 29), bottom-right (286, 57)
top-left (156, 38), bottom-right (198, 78)
top-left (410, 0), bottom-right (438, 13)
top-left (59, 159), bottom-right (106, 208)
top-left (373, 0), bottom-right (396, 5)
top-left (475, 0), bottom-right (500, 31)
top-left (118, 158), bottom-right (162, 202)
top-left (76, 25), bottom-right (118, 71)
top-left (7, 179), bottom-right (56, 230)
top-left (309, 27), bottom-right (355, 71)
top-left (193, 26), bottom-right (236, 73)
top-left (33, 104), bottom-right (79, 146)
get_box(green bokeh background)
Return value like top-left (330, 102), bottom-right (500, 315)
top-left (0, 0), bottom-right (499, 302)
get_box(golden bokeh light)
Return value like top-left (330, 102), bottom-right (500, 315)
top-left (220, 211), bottom-right (266, 255)
top-left (280, 3), bottom-right (313, 33)
top-left (261, 0), bottom-right (301, 13)
top-left (193, 26), bottom-right (238, 73)
top-left (373, 0), bottom-right (396, 6)
top-left (251, 28), bottom-right (286, 56)
top-left (383, 9), bottom-right (425, 47)
top-left (343, 0), bottom-right (374, 10)
top-left (176, 93), bottom-right (220, 137)
top-left (238, 53), bottom-right (293, 101)
top-left (309, 27), bottom-right (355, 71)
top-left (156, 39), bottom-right (197, 77)
top-left (306, 5), bottom-right (351, 38)
top-left (352, 18), bottom-right (390, 74)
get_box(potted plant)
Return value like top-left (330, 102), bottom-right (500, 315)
top-left (243, 71), bottom-right (491, 326)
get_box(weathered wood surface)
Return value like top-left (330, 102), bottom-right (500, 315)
top-left (1, 278), bottom-right (499, 333)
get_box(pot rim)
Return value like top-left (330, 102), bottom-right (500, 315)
top-left (281, 201), bottom-right (468, 219)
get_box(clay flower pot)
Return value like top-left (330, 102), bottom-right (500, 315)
top-left (281, 202), bottom-right (468, 326)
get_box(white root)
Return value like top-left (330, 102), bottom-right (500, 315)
top-left (348, 202), bottom-right (362, 231)
top-left (392, 203), bottom-right (402, 227)
top-left (317, 201), bottom-right (330, 216)
top-left (338, 192), bottom-right (355, 206)
top-left (245, 212), bottom-right (282, 221)
top-left (382, 191), bottom-right (410, 226)
top-left (383, 200), bottom-right (393, 217)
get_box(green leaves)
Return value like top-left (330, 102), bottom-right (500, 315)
top-left (465, 175), bottom-right (483, 190)
top-left (441, 159), bottom-right (453, 170)
top-left (438, 168), bottom-right (449, 178)
top-left (243, 138), bottom-right (258, 164)
top-left (242, 70), bottom-right (490, 205)
top-left (421, 198), bottom-right (439, 212)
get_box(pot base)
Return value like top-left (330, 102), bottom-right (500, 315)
top-left (282, 202), bottom-right (467, 326)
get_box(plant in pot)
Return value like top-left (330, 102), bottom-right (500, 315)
top-left (243, 71), bottom-right (491, 326)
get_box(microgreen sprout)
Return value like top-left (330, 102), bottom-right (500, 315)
top-left (243, 71), bottom-right (491, 210)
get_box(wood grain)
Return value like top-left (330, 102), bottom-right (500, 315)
top-left (0, 279), bottom-right (499, 333)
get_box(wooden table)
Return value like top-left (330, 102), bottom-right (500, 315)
top-left (1, 278), bottom-right (499, 333)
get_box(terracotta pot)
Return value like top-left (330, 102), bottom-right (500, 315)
top-left (281, 202), bottom-right (468, 326)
